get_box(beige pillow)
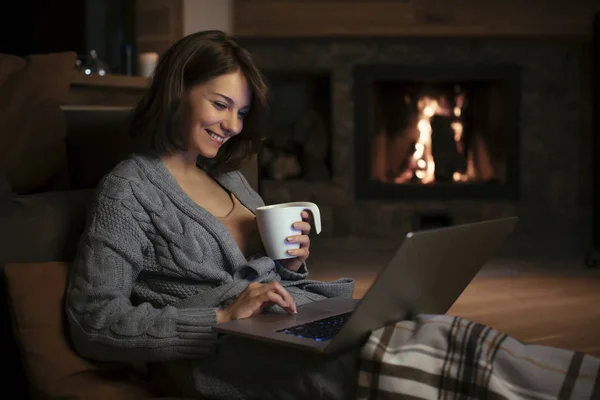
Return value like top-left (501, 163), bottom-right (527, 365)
top-left (4, 261), bottom-right (155, 399)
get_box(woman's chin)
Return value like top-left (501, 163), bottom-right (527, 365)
top-left (196, 147), bottom-right (220, 159)
top-left (198, 152), bottom-right (218, 159)
top-left (199, 138), bottom-right (228, 159)
top-left (192, 142), bottom-right (220, 159)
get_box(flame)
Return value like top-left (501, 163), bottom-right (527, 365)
top-left (395, 88), bottom-right (468, 184)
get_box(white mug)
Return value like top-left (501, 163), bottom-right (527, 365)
top-left (255, 202), bottom-right (322, 260)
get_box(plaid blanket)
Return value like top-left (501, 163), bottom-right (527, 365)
top-left (357, 314), bottom-right (600, 400)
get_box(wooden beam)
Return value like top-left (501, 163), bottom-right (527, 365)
top-left (233, 0), bottom-right (597, 38)
top-left (136, 0), bottom-right (184, 55)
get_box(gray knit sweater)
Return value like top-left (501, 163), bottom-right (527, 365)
top-left (65, 152), bottom-right (354, 363)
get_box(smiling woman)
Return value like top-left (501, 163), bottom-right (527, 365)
top-left (129, 30), bottom-right (268, 174)
top-left (63, 30), bottom-right (358, 400)
top-left (180, 70), bottom-right (252, 159)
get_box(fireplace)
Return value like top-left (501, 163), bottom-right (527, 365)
top-left (354, 65), bottom-right (520, 200)
top-left (240, 37), bottom-right (590, 257)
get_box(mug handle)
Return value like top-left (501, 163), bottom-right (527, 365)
top-left (297, 202), bottom-right (321, 234)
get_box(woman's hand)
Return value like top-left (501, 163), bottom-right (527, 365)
top-left (217, 281), bottom-right (296, 323)
top-left (279, 211), bottom-right (312, 272)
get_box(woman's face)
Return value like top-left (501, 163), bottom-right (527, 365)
top-left (181, 70), bottom-right (252, 159)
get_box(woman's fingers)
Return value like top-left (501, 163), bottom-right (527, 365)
top-left (264, 291), bottom-right (293, 313)
top-left (293, 221), bottom-right (312, 235)
top-left (275, 285), bottom-right (297, 313)
top-left (301, 211), bottom-right (312, 223)
top-left (287, 234), bottom-right (310, 246)
top-left (287, 247), bottom-right (309, 261)
top-left (259, 282), bottom-right (297, 313)
top-left (238, 281), bottom-right (297, 316)
top-left (273, 282), bottom-right (296, 312)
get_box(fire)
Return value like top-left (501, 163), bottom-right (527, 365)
top-left (394, 87), bottom-right (467, 184)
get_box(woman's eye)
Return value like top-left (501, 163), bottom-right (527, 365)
top-left (238, 111), bottom-right (248, 120)
top-left (213, 102), bottom-right (227, 110)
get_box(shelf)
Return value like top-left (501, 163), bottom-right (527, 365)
top-left (70, 71), bottom-right (149, 90)
top-left (60, 105), bottom-right (134, 112)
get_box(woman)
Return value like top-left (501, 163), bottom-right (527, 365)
top-left (66, 31), bottom-right (358, 399)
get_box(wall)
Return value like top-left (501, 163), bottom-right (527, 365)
top-left (183, 0), bottom-right (232, 35)
top-left (233, 1), bottom-right (597, 259)
top-left (136, 0), bottom-right (183, 55)
top-left (135, 0), bottom-right (232, 56)
top-left (234, 0), bottom-right (597, 38)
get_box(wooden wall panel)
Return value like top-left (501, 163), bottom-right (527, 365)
top-left (136, 0), bottom-right (184, 55)
top-left (233, 0), bottom-right (598, 38)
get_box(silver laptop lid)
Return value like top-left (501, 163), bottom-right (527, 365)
top-left (326, 216), bottom-right (518, 352)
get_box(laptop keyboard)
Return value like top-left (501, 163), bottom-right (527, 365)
top-left (277, 312), bottom-right (352, 341)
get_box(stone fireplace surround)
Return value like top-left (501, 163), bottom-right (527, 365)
top-left (240, 37), bottom-right (592, 259)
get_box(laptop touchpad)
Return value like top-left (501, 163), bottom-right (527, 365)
top-left (297, 303), bottom-right (339, 317)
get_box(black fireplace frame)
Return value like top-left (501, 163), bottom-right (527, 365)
top-left (353, 64), bottom-right (521, 201)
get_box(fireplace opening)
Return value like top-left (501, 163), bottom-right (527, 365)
top-left (354, 65), bottom-right (520, 200)
top-left (260, 70), bottom-right (332, 181)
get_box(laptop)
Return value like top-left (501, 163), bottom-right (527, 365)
top-left (214, 216), bottom-right (518, 354)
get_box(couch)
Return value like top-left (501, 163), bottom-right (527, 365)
top-left (0, 51), bottom-right (258, 399)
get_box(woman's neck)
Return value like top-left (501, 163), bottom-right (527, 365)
top-left (160, 151), bottom-right (205, 179)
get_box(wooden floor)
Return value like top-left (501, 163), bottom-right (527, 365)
top-left (445, 275), bottom-right (600, 356)
top-left (308, 238), bottom-right (600, 357)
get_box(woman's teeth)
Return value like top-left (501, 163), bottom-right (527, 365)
top-left (207, 130), bottom-right (224, 143)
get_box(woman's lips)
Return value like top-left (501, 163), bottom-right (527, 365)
top-left (206, 129), bottom-right (225, 145)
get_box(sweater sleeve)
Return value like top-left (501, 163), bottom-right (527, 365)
top-left (275, 260), bottom-right (309, 281)
top-left (65, 192), bottom-right (218, 363)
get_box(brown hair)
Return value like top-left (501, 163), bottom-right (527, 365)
top-left (129, 30), bottom-right (268, 174)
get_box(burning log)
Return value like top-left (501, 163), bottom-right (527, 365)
top-left (370, 85), bottom-right (500, 186)
top-left (430, 115), bottom-right (466, 182)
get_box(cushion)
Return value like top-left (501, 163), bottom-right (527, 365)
top-left (0, 190), bottom-right (93, 269)
top-left (0, 52), bottom-right (75, 194)
top-left (4, 261), bottom-right (155, 399)
top-left (0, 189), bottom-right (92, 394)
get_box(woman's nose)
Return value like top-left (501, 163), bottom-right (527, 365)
top-left (222, 111), bottom-right (242, 135)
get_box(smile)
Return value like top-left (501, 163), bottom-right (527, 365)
top-left (206, 129), bottom-right (225, 144)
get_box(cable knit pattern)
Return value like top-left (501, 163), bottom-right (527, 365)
top-left (66, 151), bottom-right (354, 363)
